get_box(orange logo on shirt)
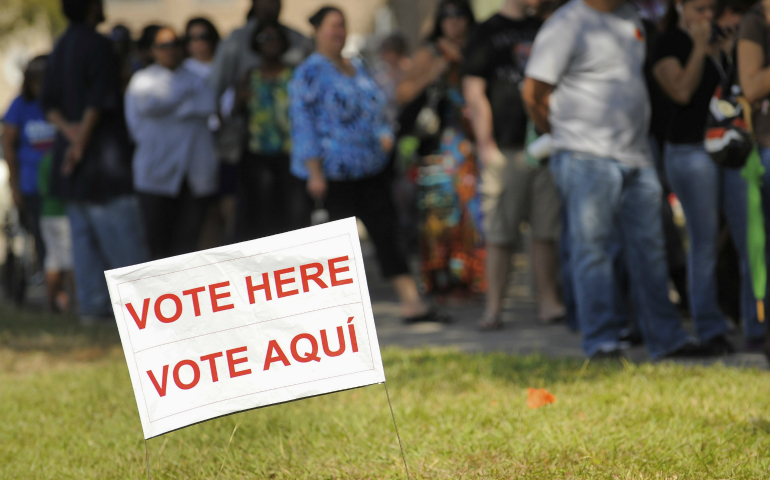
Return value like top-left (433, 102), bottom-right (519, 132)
top-left (635, 28), bottom-right (645, 41)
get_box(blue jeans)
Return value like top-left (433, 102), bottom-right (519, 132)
top-left (559, 199), bottom-right (636, 334)
top-left (550, 150), bottom-right (690, 358)
top-left (67, 195), bottom-right (150, 317)
top-left (665, 143), bottom-right (764, 341)
top-left (559, 206), bottom-right (578, 332)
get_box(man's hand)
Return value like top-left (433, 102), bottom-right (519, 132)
top-left (62, 139), bottom-right (85, 176)
top-left (47, 110), bottom-right (80, 144)
top-left (63, 123), bottom-right (81, 144)
top-left (477, 141), bottom-right (503, 167)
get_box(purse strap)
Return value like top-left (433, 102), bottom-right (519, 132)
top-left (737, 96), bottom-right (755, 135)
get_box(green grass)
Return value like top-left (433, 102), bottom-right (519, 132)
top-left (1, 304), bottom-right (770, 479)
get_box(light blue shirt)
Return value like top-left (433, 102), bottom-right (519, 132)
top-left (125, 63), bottom-right (218, 197)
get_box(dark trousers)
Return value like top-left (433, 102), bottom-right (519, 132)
top-left (236, 152), bottom-right (311, 241)
top-left (326, 170), bottom-right (410, 278)
top-left (20, 194), bottom-right (45, 269)
top-left (138, 184), bottom-right (211, 260)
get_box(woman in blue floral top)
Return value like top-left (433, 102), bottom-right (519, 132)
top-left (290, 6), bottom-right (445, 323)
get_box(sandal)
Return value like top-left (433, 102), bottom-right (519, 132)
top-left (477, 315), bottom-right (503, 331)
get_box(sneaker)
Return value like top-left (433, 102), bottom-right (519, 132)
top-left (744, 338), bottom-right (765, 352)
top-left (618, 328), bottom-right (644, 346)
top-left (590, 348), bottom-right (623, 360)
top-left (704, 335), bottom-right (735, 355)
top-left (664, 340), bottom-right (713, 358)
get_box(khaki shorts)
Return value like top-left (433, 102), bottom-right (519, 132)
top-left (480, 148), bottom-right (561, 246)
top-left (40, 216), bottom-right (73, 272)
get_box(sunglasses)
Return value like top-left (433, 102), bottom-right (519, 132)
top-left (439, 7), bottom-right (467, 19)
top-left (255, 32), bottom-right (283, 44)
top-left (188, 33), bottom-right (211, 42)
top-left (154, 39), bottom-right (182, 50)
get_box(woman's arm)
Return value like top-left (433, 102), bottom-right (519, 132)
top-left (395, 46), bottom-right (448, 105)
top-left (738, 39), bottom-right (770, 103)
top-left (176, 77), bottom-right (217, 120)
top-left (305, 159), bottom-right (327, 201)
top-left (128, 71), bottom-right (191, 118)
top-left (652, 23), bottom-right (711, 105)
top-left (1, 123), bottom-right (22, 207)
top-left (289, 69), bottom-right (325, 199)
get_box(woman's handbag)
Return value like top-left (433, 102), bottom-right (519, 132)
top-left (705, 87), bottom-right (754, 169)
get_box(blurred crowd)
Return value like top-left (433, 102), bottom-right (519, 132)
top-left (4, 0), bottom-right (770, 360)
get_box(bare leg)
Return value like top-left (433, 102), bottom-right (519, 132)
top-left (531, 239), bottom-right (566, 322)
top-left (483, 244), bottom-right (512, 324)
top-left (391, 274), bottom-right (429, 317)
top-left (61, 270), bottom-right (75, 312)
top-left (45, 271), bottom-right (62, 312)
top-left (220, 195), bottom-right (237, 245)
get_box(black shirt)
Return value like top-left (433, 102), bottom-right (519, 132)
top-left (642, 19), bottom-right (670, 151)
top-left (40, 24), bottom-right (133, 202)
top-left (462, 14), bottom-right (542, 148)
top-left (650, 28), bottom-right (720, 145)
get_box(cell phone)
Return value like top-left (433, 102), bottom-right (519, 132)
top-left (710, 23), bottom-right (725, 44)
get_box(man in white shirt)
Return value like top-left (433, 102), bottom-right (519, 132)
top-left (522, 0), bottom-right (705, 359)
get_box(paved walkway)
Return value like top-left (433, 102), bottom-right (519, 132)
top-left (7, 238), bottom-right (767, 369)
top-left (361, 242), bottom-right (768, 369)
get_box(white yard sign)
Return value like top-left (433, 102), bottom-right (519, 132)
top-left (105, 218), bottom-right (385, 439)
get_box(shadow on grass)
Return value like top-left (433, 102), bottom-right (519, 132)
top-left (382, 346), bottom-right (626, 391)
top-left (0, 302), bottom-right (121, 354)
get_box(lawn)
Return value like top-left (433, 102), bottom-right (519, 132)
top-left (1, 304), bottom-right (769, 479)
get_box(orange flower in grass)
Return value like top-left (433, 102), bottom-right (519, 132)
top-left (527, 388), bottom-right (556, 409)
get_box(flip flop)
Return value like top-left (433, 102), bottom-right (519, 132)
top-left (477, 316), bottom-right (503, 331)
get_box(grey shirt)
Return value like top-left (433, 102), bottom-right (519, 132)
top-left (525, 0), bottom-right (652, 167)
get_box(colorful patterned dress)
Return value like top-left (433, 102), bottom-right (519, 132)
top-left (415, 65), bottom-right (486, 295)
top-left (246, 68), bottom-right (292, 155)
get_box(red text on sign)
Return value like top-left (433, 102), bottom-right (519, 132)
top-left (146, 346), bottom-right (253, 397)
top-left (263, 317), bottom-right (359, 370)
top-left (245, 256), bottom-right (355, 304)
top-left (127, 282), bottom-right (236, 330)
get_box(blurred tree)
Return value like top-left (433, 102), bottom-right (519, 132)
top-left (0, 0), bottom-right (65, 42)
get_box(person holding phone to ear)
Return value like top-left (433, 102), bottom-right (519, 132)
top-left (651, 0), bottom-right (746, 355)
